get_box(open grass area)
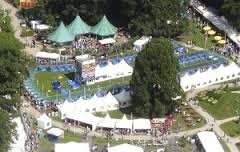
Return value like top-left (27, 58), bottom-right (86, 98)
top-left (179, 19), bottom-right (215, 49)
top-left (220, 120), bottom-right (240, 137)
top-left (34, 71), bottom-right (131, 99)
top-left (198, 89), bottom-right (240, 120)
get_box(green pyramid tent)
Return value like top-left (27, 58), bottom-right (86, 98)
top-left (67, 15), bottom-right (91, 37)
top-left (91, 15), bottom-right (117, 37)
top-left (47, 22), bottom-right (74, 43)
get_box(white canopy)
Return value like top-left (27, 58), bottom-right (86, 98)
top-left (134, 36), bottom-right (151, 47)
top-left (57, 100), bottom-right (75, 119)
top-left (197, 131), bottom-right (224, 152)
top-left (66, 112), bottom-right (102, 130)
top-left (114, 90), bottom-right (132, 108)
top-left (37, 113), bottom-right (52, 129)
top-left (55, 142), bottom-right (90, 152)
top-left (115, 115), bottom-right (132, 129)
top-left (133, 119), bottom-right (151, 130)
top-left (99, 38), bottom-right (116, 45)
top-left (98, 113), bottom-right (118, 129)
top-left (47, 128), bottom-right (64, 137)
top-left (180, 62), bottom-right (240, 91)
top-left (35, 52), bottom-right (60, 60)
top-left (95, 60), bottom-right (133, 79)
top-left (36, 24), bottom-right (50, 31)
top-left (108, 143), bottom-right (144, 152)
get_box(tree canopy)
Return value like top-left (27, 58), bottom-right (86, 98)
top-left (0, 7), bottom-right (30, 152)
top-left (130, 37), bottom-right (182, 118)
top-left (20, 0), bottom-right (188, 37)
top-left (220, 0), bottom-right (240, 32)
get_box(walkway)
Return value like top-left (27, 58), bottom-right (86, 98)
top-left (0, 0), bottom-right (41, 56)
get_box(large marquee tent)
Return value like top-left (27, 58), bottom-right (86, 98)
top-left (108, 144), bottom-right (144, 152)
top-left (67, 15), bottom-right (91, 37)
top-left (47, 22), bottom-right (74, 43)
top-left (91, 15), bottom-right (117, 37)
top-left (55, 142), bottom-right (90, 152)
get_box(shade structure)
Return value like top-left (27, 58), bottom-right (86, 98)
top-left (218, 40), bottom-right (226, 44)
top-left (108, 144), bottom-right (144, 152)
top-left (214, 36), bottom-right (222, 41)
top-left (67, 16), bottom-right (91, 37)
top-left (47, 22), bottom-right (74, 43)
top-left (208, 30), bottom-right (216, 35)
top-left (91, 15), bottom-right (117, 36)
top-left (203, 26), bottom-right (211, 31)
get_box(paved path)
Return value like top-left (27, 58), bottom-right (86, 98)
top-left (0, 0), bottom-right (41, 56)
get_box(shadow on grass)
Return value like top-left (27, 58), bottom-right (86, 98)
top-left (64, 72), bottom-right (75, 80)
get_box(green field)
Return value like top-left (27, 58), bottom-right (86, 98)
top-left (95, 107), bottom-right (132, 119)
top-left (220, 120), bottom-right (240, 137)
top-left (198, 90), bottom-right (240, 119)
top-left (180, 19), bottom-right (215, 49)
top-left (34, 71), bottom-right (131, 100)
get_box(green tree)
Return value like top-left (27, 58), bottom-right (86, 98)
top-left (220, 0), bottom-right (240, 32)
top-left (128, 0), bottom-right (188, 38)
top-left (130, 37), bottom-right (182, 118)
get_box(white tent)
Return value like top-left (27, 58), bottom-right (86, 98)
top-left (47, 128), bottom-right (64, 138)
top-left (66, 112), bottom-right (102, 131)
top-left (133, 119), bottom-right (151, 130)
top-left (55, 142), bottom-right (90, 152)
top-left (180, 62), bottom-right (240, 91)
top-left (133, 36), bottom-right (151, 51)
top-left (57, 100), bottom-right (75, 119)
top-left (35, 52), bottom-right (60, 60)
top-left (98, 113), bottom-right (117, 129)
top-left (99, 38), bottom-right (116, 45)
top-left (36, 24), bottom-right (50, 31)
top-left (114, 90), bottom-right (132, 108)
top-left (115, 115), bottom-right (132, 129)
top-left (108, 143), bottom-right (144, 152)
top-left (95, 60), bottom-right (133, 82)
top-left (37, 113), bottom-right (52, 129)
top-left (197, 131), bottom-right (224, 152)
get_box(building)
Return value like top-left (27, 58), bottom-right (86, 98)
top-left (75, 54), bottom-right (96, 84)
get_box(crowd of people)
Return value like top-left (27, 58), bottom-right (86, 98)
top-left (72, 36), bottom-right (110, 53)
top-left (21, 110), bottom-right (39, 152)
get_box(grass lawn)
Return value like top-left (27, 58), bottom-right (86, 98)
top-left (34, 71), bottom-right (131, 100)
top-left (95, 107), bottom-right (133, 119)
top-left (180, 19), bottom-right (215, 49)
top-left (198, 90), bottom-right (240, 120)
top-left (220, 120), bottom-right (240, 137)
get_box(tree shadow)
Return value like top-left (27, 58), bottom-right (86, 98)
top-left (64, 72), bottom-right (75, 80)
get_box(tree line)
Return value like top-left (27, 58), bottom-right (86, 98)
top-left (200, 0), bottom-right (240, 32)
top-left (20, 0), bottom-right (188, 38)
top-left (0, 8), bottom-right (31, 152)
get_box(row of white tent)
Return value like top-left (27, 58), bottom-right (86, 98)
top-left (35, 51), bottom-right (61, 60)
top-left (57, 92), bottom-right (131, 119)
top-left (95, 60), bottom-right (133, 82)
top-left (66, 112), bottom-right (152, 131)
top-left (181, 62), bottom-right (240, 91)
top-left (55, 142), bottom-right (144, 152)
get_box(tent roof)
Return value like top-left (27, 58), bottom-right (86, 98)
top-left (35, 52), bottom-right (60, 60)
top-left (108, 144), bottom-right (144, 152)
top-left (115, 115), bottom-right (132, 129)
top-left (67, 15), bottom-right (91, 36)
top-left (47, 22), bottom-right (74, 43)
top-left (47, 128), bottom-right (64, 137)
top-left (37, 113), bottom-right (51, 122)
top-left (99, 38), bottom-right (116, 45)
top-left (197, 131), bottom-right (224, 152)
top-left (133, 119), bottom-right (151, 130)
top-left (55, 142), bottom-right (90, 152)
top-left (91, 15), bottom-right (117, 36)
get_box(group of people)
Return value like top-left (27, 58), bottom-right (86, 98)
top-left (21, 111), bottom-right (39, 152)
top-left (72, 36), bottom-right (110, 53)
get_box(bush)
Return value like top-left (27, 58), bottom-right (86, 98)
top-left (20, 28), bottom-right (35, 37)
